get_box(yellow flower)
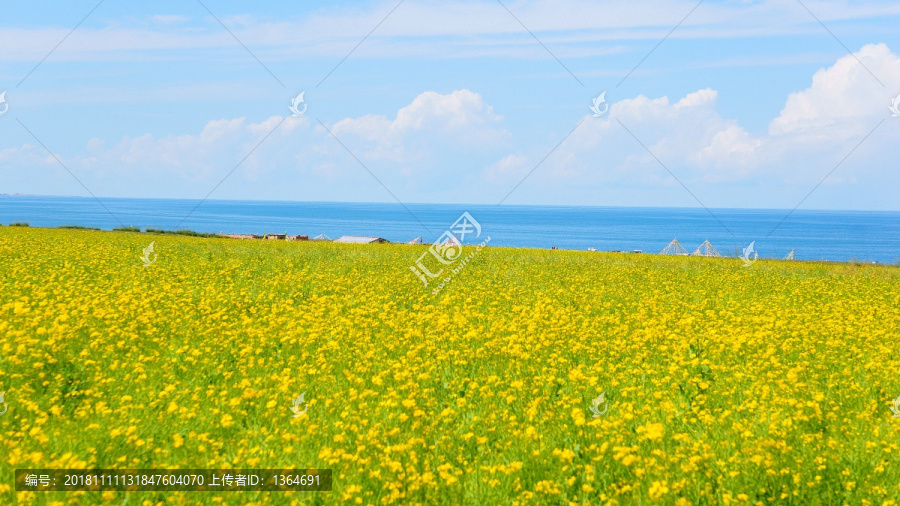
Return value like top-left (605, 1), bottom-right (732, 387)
top-left (649, 480), bottom-right (669, 499)
top-left (2, 226), bottom-right (896, 504)
top-left (637, 422), bottom-right (665, 442)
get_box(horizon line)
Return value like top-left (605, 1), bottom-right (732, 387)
top-left (2, 193), bottom-right (899, 214)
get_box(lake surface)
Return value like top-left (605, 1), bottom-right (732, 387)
top-left (1, 195), bottom-right (898, 264)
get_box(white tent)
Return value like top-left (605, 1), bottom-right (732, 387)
top-left (660, 238), bottom-right (689, 255)
top-left (691, 240), bottom-right (721, 257)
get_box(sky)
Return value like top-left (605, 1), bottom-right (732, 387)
top-left (1, 0), bottom-right (899, 210)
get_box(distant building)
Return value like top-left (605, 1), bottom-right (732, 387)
top-left (218, 233), bottom-right (307, 240)
top-left (220, 234), bottom-right (260, 239)
top-left (334, 235), bottom-right (389, 244)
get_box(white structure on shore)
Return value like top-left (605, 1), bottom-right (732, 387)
top-left (691, 240), bottom-right (721, 257)
top-left (334, 235), bottom-right (389, 244)
top-left (784, 249), bottom-right (795, 260)
top-left (660, 238), bottom-right (689, 255)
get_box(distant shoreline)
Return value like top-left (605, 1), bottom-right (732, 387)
top-left (1, 222), bottom-right (894, 267)
top-left (2, 196), bottom-right (897, 263)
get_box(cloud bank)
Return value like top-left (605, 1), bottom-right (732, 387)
top-left (2, 44), bottom-right (899, 209)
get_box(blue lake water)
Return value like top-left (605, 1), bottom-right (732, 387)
top-left (1, 195), bottom-right (898, 264)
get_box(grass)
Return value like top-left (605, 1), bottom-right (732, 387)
top-left (0, 226), bottom-right (899, 504)
top-left (58, 225), bottom-right (101, 231)
top-left (145, 228), bottom-right (222, 238)
top-left (96, 226), bottom-right (222, 237)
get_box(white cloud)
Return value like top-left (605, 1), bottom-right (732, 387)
top-left (151, 15), bottom-right (190, 25)
top-left (0, 144), bottom-right (53, 166)
top-left (694, 125), bottom-right (761, 175)
top-left (493, 43), bottom-right (900, 206)
top-left (770, 43), bottom-right (900, 138)
top-left (2, 1), bottom-right (899, 61)
top-left (535, 89), bottom-right (756, 185)
top-left (331, 89), bottom-right (509, 162)
top-left (1, 90), bottom-right (512, 201)
top-left (67, 115), bottom-right (314, 195)
top-left (486, 153), bottom-right (529, 181)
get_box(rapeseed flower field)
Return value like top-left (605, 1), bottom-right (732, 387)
top-left (1, 226), bottom-right (899, 504)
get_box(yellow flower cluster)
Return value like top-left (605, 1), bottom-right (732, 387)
top-left (1, 226), bottom-right (899, 504)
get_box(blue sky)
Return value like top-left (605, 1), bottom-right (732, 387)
top-left (1, 0), bottom-right (899, 209)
